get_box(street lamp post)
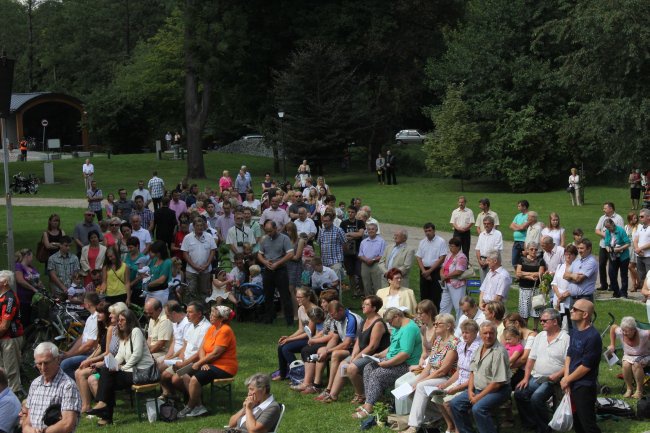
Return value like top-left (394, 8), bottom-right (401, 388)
top-left (0, 51), bottom-right (16, 267)
top-left (278, 110), bottom-right (286, 182)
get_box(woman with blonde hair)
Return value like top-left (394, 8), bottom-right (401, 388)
top-left (541, 212), bottom-right (565, 247)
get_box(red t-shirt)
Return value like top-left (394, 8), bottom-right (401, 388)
top-left (0, 290), bottom-right (23, 339)
top-left (173, 231), bottom-right (188, 260)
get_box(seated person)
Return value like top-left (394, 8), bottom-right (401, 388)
top-left (449, 321), bottom-right (512, 433)
top-left (0, 368), bottom-right (21, 433)
top-left (206, 269), bottom-right (238, 305)
top-left (198, 373), bottom-right (281, 433)
top-left (608, 315), bottom-right (650, 399)
top-left (59, 292), bottom-right (100, 379)
top-left (310, 257), bottom-right (339, 294)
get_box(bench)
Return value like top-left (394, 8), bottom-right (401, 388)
top-left (131, 383), bottom-right (160, 422)
top-left (209, 377), bottom-right (235, 412)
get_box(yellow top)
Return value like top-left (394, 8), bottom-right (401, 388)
top-left (106, 262), bottom-right (127, 297)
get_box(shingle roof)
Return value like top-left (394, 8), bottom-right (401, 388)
top-left (10, 92), bottom-right (50, 112)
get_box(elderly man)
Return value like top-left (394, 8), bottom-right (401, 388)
top-left (310, 257), bottom-right (340, 294)
top-left (130, 214), bottom-right (152, 253)
top-left (475, 198), bottom-right (500, 234)
top-left (563, 238), bottom-right (598, 305)
top-left (182, 217), bottom-right (217, 303)
top-left (60, 292), bottom-right (99, 379)
top-left (475, 216), bottom-right (503, 281)
top-left (455, 296), bottom-right (487, 338)
top-left (73, 210), bottom-right (102, 256)
top-left (148, 171), bottom-right (165, 210)
top-left (144, 298), bottom-right (173, 362)
top-left (524, 211), bottom-right (543, 250)
top-left (23, 342), bottom-right (81, 433)
top-left (82, 158), bottom-right (94, 191)
top-left (594, 202), bottom-right (624, 291)
top-left (541, 236), bottom-right (564, 275)
top-left (317, 213), bottom-right (347, 280)
top-left (160, 302), bottom-right (211, 400)
top-left (379, 228), bottom-right (415, 286)
top-left (416, 223), bottom-right (448, 310)
top-left (226, 209), bottom-right (256, 260)
top-left (0, 271), bottom-right (23, 395)
top-left (132, 195), bottom-right (154, 231)
top-left (509, 200), bottom-right (530, 268)
top-left (360, 205), bottom-right (381, 234)
top-left (450, 196), bottom-right (475, 258)
top-left (561, 300), bottom-right (601, 433)
top-left (634, 208), bottom-right (650, 284)
top-left (450, 321), bottom-right (512, 433)
top-left (514, 308), bottom-right (570, 433)
top-left (258, 221), bottom-right (295, 326)
top-left (234, 170), bottom-right (251, 201)
top-left (478, 251), bottom-right (511, 310)
top-left (47, 236), bottom-right (80, 299)
top-left (358, 223), bottom-right (386, 296)
top-left (288, 191), bottom-right (309, 220)
top-left (131, 180), bottom-right (152, 208)
top-left (294, 207), bottom-right (317, 242)
top-left (0, 368), bottom-right (21, 433)
top-left (259, 196), bottom-right (290, 232)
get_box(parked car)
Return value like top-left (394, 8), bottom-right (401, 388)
top-left (240, 134), bottom-right (264, 142)
top-left (395, 129), bottom-right (426, 144)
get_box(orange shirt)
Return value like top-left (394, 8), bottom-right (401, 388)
top-left (202, 323), bottom-right (238, 376)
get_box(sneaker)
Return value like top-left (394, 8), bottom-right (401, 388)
top-left (187, 405), bottom-right (208, 417)
top-left (177, 405), bottom-right (193, 418)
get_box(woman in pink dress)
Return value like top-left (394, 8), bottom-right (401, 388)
top-left (219, 170), bottom-right (233, 193)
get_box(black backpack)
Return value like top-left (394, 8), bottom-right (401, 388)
top-left (595, 397), bottom-right (635, 418)
top-left (159, 402), bottom-right (179, 422)
top-left (637, 396), bottom-right (650, 419)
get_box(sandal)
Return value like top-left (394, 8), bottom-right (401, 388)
top-left (350, 394), bottom-right (365, 404)
top-left (352, 406), bottom-right (371, 419)
top-left (321, 393), bottom-right (338, 403)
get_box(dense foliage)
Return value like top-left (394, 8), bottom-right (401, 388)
top-left (2, 0), bottom-right (648, 186)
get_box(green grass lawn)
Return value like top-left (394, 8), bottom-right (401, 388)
top-left (3, 154), bottom-right (650, 431)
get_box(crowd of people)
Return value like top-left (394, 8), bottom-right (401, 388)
top-left (0, 159), bottom-right (649, 433)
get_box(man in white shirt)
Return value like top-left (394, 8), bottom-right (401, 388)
top-left (475, 197), bottom-right (500, 234)
top-left (182, 218), bottom-right (217, 303)
top-left (479, 250), bottom-right (512, 309)
top-left (450, 195), bottom-right (475, 258)
top-left (475, 216), bottom-right (503, 281)
top-left (415, 222), bottom-right (448, 311)
top-left (226, 209), bottom-right (256, 260)
top-left (634, 209), bottom-right (650, 283)
top-left (454, 296), bottom-right (487, 338)
top-left (60, 293), bottom-right (99, 378)
top-left (130, 214), bottom-right (152, 253)
top-left (310, 257), bottom-right (340, 293)
top-left (541, 236), bottom-right (564, 276)
top-left (82, 158), bottom-right (94, 191)
top-left (294, 207), bottom-right (317, 242)
top-left (131, 180), bottom-right (152, 208)
top-left (594, 201), bottom-right (624, 291)
top-left (524, 211), bottom-right (543, 250)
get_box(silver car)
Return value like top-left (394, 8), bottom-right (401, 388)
top-left (395, 129), bottom-right (426, 144)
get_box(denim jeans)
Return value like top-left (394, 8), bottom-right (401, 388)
top-left (61, 355), bottom-right (88, 379)
top-left (450, 385), bottom-right (511, 433)
top-left (514, 376), bottom-right (556, 432)
top-left (277, 338), bottom-right (308, 377)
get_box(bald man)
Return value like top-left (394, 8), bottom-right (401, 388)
top-left (561, 299), bottom-right (601, 433)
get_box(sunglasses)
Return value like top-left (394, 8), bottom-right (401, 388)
top-left (570, 307), bottom-right (584, 313)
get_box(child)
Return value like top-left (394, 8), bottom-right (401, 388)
top-left (242, 243), bottom-right (256, 268)
top-left (503, 326), bottom-right (524, 368)
top-left (571, 228), bottom-right (584, 247)
top-left (67, 271), bottom-right (85, 305)
top-left (337, 201), bottom-right (347, 220)
top-left (206, 269), bottom-right (238, 305)
top-left (172, 221), bottom-right (189, 261)
top-left (85, 269), bottom-right (103, 296)
top-left (249, 264), bottom-right (262, 287)
top-left (138, 265), bottom-right (152, 298)
top-left (168, 257), bottom-right (185, 302)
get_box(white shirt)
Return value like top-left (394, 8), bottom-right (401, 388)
top-left (239, 394), bottom-right (276, 428)
top-left (529, 330), bottom-right (570, 377)
top-left (550, 262), bottom-right (570, 309)
top-left (181, 231), bottom-right (217, 274)
top-left (525, 222), bottom-right (543, 246)
top-left (81, 311), bottom-right (98, 344)
top-left (311, 266), bottom-right (339, 289)
top-left (295, 218), bottom-right (317, 237)
top-left (595, 213), bottom-right (624, 247)
top-left (541, 227), bottom-right (564, 247)
top-left (543, 245), bottom-right (565, 275)
top-left (131, 227), bottom-right (152, 253)
top-left (183, 317), bottom-right (211, 360)
top-left (475, 210), bottom-right (500, 232)
top-left (454, 309), bottom-right (487, 338)
top-left (479, 266), bottom-right (511, 302)
top-left (450, 207), bottom-right (475, 231)
top-left (416, 235), bottom-right (448, 267)
top-left (475, 229), bottom-right (503, 256)
top-left (131, 188), bottom-right (152, 204)
top-left (636, 224), bottom-right (650, 257)
top-left (82, 163), bottom-right (94, 175)
top-left (172, 317), bottom-right (192, 354)
top-left (226, 224), bottom-right (257, 258)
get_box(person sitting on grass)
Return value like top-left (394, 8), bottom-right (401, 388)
top-left (199, 373), bottom-right (282, 433)
top-left (608, 316), bottom-right (650, 399)
top-left (206, 269), bottom-right (238, 305)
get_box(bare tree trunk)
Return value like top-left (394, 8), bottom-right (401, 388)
top-left (125, 0), bottom-right (131, 57)
top-left (27, 0), bottom-right (35, 91)
top-left (272, 144), bottom-right (280, 174)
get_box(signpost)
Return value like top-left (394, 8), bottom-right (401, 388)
top-left (1, 52), bottom-right (15, 266)
top-left (41, 118), bottom-right (48, 152)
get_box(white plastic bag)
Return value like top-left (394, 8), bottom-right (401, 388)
top-left (146, 398), bottom-right (161, 423)
top-left (549, 393), bottom-right (573, 432)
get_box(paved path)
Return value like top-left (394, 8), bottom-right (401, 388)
top-left (1, 197), bottom-right (643, 302)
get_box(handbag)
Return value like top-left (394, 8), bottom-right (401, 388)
top-left (130, 335), bottom-right (161, 384)
top-left (566, 186), bottom-right (575, 193)
top-left (36, 240), bottom-right (49, 263)
top-left (531, 281), bottom-right (546, 310)
top-left (459, 267), bottom-right (475, 280)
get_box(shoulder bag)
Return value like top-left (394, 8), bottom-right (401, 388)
top-left (130, 333), bottom-right (161, 384)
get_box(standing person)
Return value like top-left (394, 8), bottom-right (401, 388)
top-left (629, 168), bottom-right (643, 210)
top-left (635, 209), bottom-right (650, 286)
top-left (415, 223), bottom-right (448, 311)
top-left (516, 243), bottom-right (546, 330)
top-left (475, 198), bottom-right (500, 234)
top-left (375, 153), bottom-right (385, 185)
top-left (182, 217), bottom-right (217, 303)
top-left (541, 236), bottom-right (564, 277)
top-left (358, 223), bottom-right (386, 296)
top-left (560, 300), bottom-right (601, 433)
top-left (568, 168), bottom-right (581, 206)
top-left (14, 249), bottom-right (44, 328)
top-left (317, 213), bottom-right (347, 281)
top-left (226, 209), bottom-right (256, 260)
top-left (594, 202), bottom-right (624, 291)
top-left (215, 201), bottom-right (235, 245)
top-left (22, 342), bottom-right (81, 433)
top-left (235, 170), bottom-right (251, 201)
top-left (604, 218), bottom-right (631, 298)
top-left (440, 237), bottom-right (468, 318)
top-left (259, 196), bottom-right (291, 232)
top-left (165, 131), bottom-right (172, 148)
top-left (0, 270), bottom-right (24, 395)
top-left (478, 251), bottom-right (512, 309)
top-left (73, 210), bottom-right (102, 257)
top-left (132, 196), bottom-right (154, 233)
top-left (258, 221), bottom-right (295, 326)
top-left (130, 214), bottom-right (152, 254)
top-left (625, 212), bottom-right (641, 292)
top-left (82, 158), bottom-right (94, 191)
top-left (41, 213), bottom-right (66, 261)
top-left (378, 229), bottom-right (415, 286)
top-left (47, 236), bottom-right (80, 299)
top-left (146, 241), bottom-right (173, 305)
top-left (541, 212), bottom-right (565, 247)
top-left (219, 170), bottom-right (233, 193)
top-left (86, 180), bottom-right (104, 221)
top-left (0, 368), bottom-right (21, 433)
top-left (475, 216), bottom-right (503, 281)
top-left (151, 197), bottom-right (178, 250)
top-left (450, 196), bottom-right (475, 259)
top-left (148, 171), bottom-right (165, 210)
top-left (551, 245), bottom-right (578, 330)
top-left (385, 150), bottom-right (397, 185)
top-left (104, 193), bottom-right (115, 219)
top-left (524, 212), bottom-right (543, 251)
top-left (114, 188), bottom-right (135, 222)
top-left (563, 239), bottom-right (598, 306)
top-left (101, 247), bottom-right (131, 305)
top-left (174, 131), bottom-right (181, 146)
top-left (509, 200), bottom-right (530, 268)
top-left (341, 206), bottom-right (365, 296)
top-left (19, 138), bottom-right (27, 161)
top-left (131, 180), bottom-right (152, 208)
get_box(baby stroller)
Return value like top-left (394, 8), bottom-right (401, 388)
top-left (234, 282), bottom-right (265, 322)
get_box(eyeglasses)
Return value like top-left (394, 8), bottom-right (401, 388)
top-left (539, 319), bottom-right (554, 323)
